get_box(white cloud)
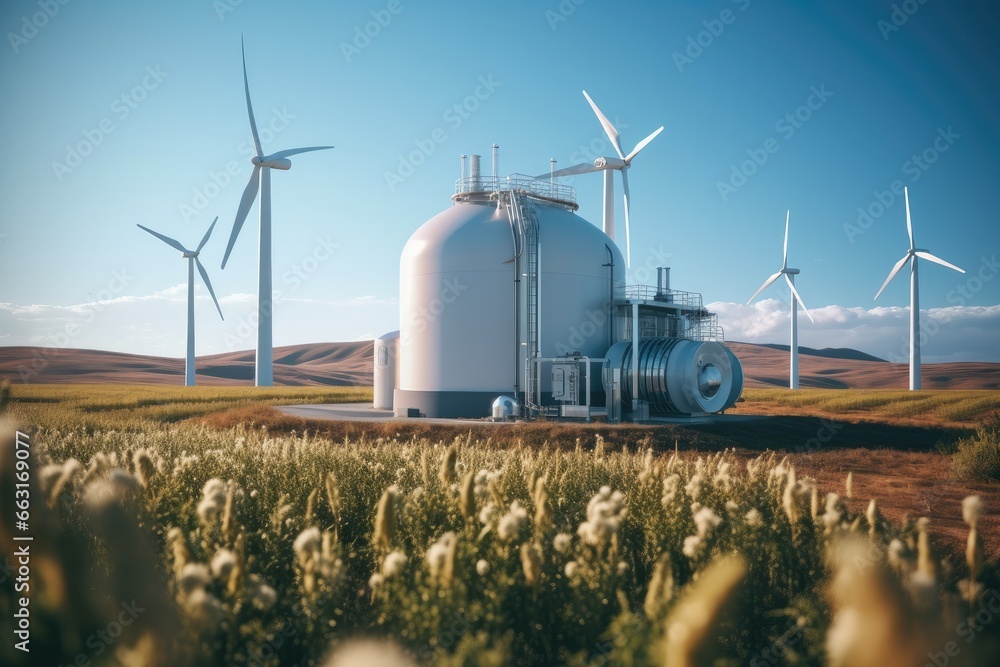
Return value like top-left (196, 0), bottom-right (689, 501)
top-left (710, 299), bottom-right (1000, 362)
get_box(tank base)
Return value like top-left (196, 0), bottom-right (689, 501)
top-left (393, 389), bottom-right (507, 419)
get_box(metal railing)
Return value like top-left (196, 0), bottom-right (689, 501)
top-left (454, 174), bottom-right (577, 206)
top-left (619, 284), bottom-right (704, 310)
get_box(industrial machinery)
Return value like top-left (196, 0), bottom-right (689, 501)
top-left (374, 147), bottom-right (744, 422)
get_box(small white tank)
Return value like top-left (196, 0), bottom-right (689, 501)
top-left (373, 331), bottom-right (399, 410)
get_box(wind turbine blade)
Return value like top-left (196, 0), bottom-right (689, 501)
top-left (137, 224), bottom-right (188, 254)
top-left (874, 254), bottom-right (911, 300)
top-left (624, 126), bottom-right (664, 163)
top-left (782, 210), bottom-right (790, 270)
top-left (221, 166), bottom-right (260, 269)
top-left (196, 258), bottom-right (224, 321)
top-left (785, 274), bottom-right (815, 323)
top-left (582, 90), bottom-right (624, 159)
top-left (904, 187), bottom-right (914, 250)
top-left (746, 271), bottom-right (783, 304)
top-left (621, 167), bottom-right (632, 268)
top-left (196, 216), bottom-right (218, 252)
top-left (241, 36), bottom-right (262, 157)
top-left (536, 163), bottom-right (599, 179)
top-left (268, 146), bottom-right (335, 161)
top-left (914, 251), bottom-right (965, 274)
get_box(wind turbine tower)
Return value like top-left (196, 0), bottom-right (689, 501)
top-left (874, 187), bottom-right (965, 390)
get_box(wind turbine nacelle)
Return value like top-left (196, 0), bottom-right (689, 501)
top-left (252, 156), bottom-right (293, 170)
top-left (594, 157), bottom-right (626, 170)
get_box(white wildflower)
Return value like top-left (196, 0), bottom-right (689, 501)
top-left (564, 561), bottom-right (579, 578)
top-left (662, 474), bottom-right (680, 508)
top-left (553, 532), bottom-right (573, 555)
top-left (684, 473), bottom-right (704, 501)
top-left (210, 549), bottom-right (237, 581)
top-left (476, 559), bottom-right (490, 576)
top-left (381, 551), bottom-right (407, 579)
top-left (294, 527), bottom-right (322, 564)
top-left (962, 495), bottom-right (983, 527)
top-left (178, 563), bottom-right (210, 596)
top-left (745, 508), bottom-right (762, 526)
top-left (497, 501), bottom-right (529, 542)
top-left (577, 486), bottom-right (626, 547)
top-left (682, 535), bottom-right (702, 559)
top-left (693, 505), bottom-right (722, 536)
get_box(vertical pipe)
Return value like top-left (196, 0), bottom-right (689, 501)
top-left (910, 258), bottom-right (921, 390)
top-left (460, 154), bottom-right (467, 187)
top-left (470, 154), bottom-right (481, 192)
top-left (550, 158), bottom-right (556, 188)
top-left (603, 169), bottom-right (615, 240)
top-left (257, 166), bottom-right (274, 387)
top-left (491, 143), bottom-right (499, 187)
top-left (789, 273), bottom-right (798, 390)
top-left (631, 302), bottom-right (639, 417)
top-left (186, 259), bottom-right (195, 386)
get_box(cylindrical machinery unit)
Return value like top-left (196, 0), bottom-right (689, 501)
top-left (604, 338), bottom-right (744, 415)
top-left (393, 191), bottom-right (624, 418)
top-left (373, 331), bottom-right (399, 410)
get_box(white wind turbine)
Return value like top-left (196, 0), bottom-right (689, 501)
top-left (746, 211), bottom-right (815, 390)
top-left (138, 218), bottom-right (224, 387)
top-left (874, 187), bottom-right (965, 390)
top-left (541, 90), bottom-right (663, 267)
top-left (220, 38), bottom-right (333, 387)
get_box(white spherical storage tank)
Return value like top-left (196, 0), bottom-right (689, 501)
top-left (393, 183), bottom-right (624, 418)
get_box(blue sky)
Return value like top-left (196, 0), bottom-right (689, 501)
top-left (1, 0), bottom-right (998, 364)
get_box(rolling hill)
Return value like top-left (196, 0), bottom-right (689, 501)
top-left (1, 341), bottom-right (998, 389)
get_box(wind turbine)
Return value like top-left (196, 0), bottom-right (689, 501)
top-left (138, 218), bottom-right (224, 387)
top-left (540, 90), bottom-right (663, 267)
top-left (220, 37), bottom-right (333, 387)
top-left (746, 211), bottom-right (815, 390)
top-left (874, 187), bottom-right (965, 390)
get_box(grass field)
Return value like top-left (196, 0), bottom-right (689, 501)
top-left (1, 384), bottom-right (998, 666)
top-left (733, 388), bottom-right (1000, 426)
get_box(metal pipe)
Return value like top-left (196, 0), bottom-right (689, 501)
top-left (470, 154), bottom-right (481, 191)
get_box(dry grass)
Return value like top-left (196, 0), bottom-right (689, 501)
top-left (732, 388), bottom-right (1000, 427)
top-left (5, 383), bottom-right (372, 431)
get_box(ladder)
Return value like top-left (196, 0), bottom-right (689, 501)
top-left (506, 190), bottom-right (540, 415)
